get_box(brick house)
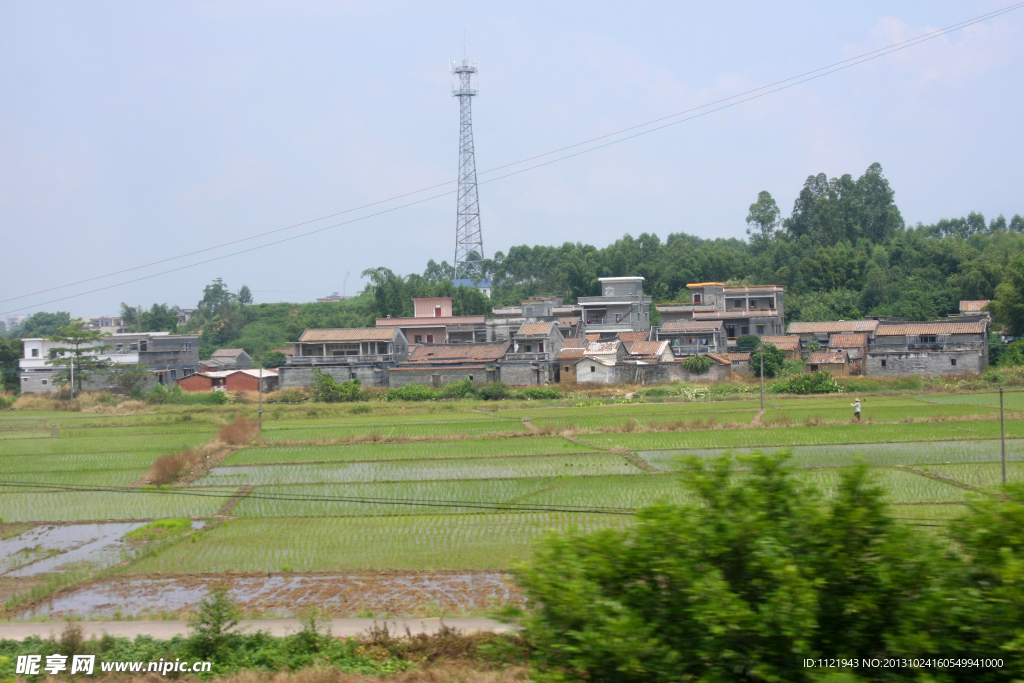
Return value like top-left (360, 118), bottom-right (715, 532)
top-left (866, 321), bottom-right (988, 376)
top-left (828, 334), bottom-right (868, 375)
top-left (805, 350), bottom-right (850, 375)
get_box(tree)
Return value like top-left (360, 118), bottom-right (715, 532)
top-left (734, 334), bottom-right (761, 353)
top-left (119, 302), bottom-right (141, 330)
top-left (46, 320), bottom-right (109, 395)
top-left (138, 304), bottom-right (179, 332)
top-left (197, 278), bottom-right (236, 315)
top-left (745, 190), bottom-right (781, 252)
top-left (263, 351), bottom-right (288, 369)
top-left (17, 311), bottom-right (71, 339)
top-left (110, 365), bottom-right (150, 396)
top-left (189, 585), bottom-right (240, 658)
top-left (991, 254), bottom-right (1024, 337)
top-left (751, 342), bottom-right (786, 378)
top-left (0, 337), bottom-right (20, 393)
top-left (237, 285), bottom-right (253, 306)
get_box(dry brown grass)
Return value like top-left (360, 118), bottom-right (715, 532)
top-left (216, 417), bottom-right (261, 445)
top-left (144, 450), bottom-right (204, 485)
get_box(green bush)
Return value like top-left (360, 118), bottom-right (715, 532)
top-left (266, 387), bottom-right (308, 403)
top-left (385, 383), bottom-right (438, 401)
top-left (734, 334), bottom-right (761, 352)
top-left (751, 342), bottom-right (786, 378)
top-left (439, 378), bottom-right (478, 399)
top-left (513, 386), bottom-right (561, 400)
top-left (768, 371), bottom-right (842, 394)
top-left (310, 372), bottom-right (365, 403)
top-left (515, 454), bottom-right (1024, 682)
top-left (146, 384), bottom-right (228, 405)
top-left (680, 354), bottom-right (712, 374)
top-left (479, 381), bottom-right (511, 400)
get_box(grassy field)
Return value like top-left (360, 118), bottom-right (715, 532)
top-left (1, 389), bottom-right (1021, 599)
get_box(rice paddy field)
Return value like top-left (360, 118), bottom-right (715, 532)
top-left (1, 389), bottom-right (1022, 617)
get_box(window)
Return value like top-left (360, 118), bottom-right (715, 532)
top-left (750, 299), bottom-right (758, 308)
top-left (810, 364), bottom-right (819, 372)
top-left (170, 370), bottom-right (177, 380)
top-left (565, 366), bottom-right (570, 372)
top-left (881, 359), bottom-right (887, 367)
top-left (41, 379), bottom-right (47, 385)
top-left (31, 348), bottom-right (38, 357)
top-left (140, 340), bottom-right (148, 352)
top-left (184, 368), bottom-right (194, 377)
top-left (615, 314), bottom-right (622, 323)
top-left (921, 336), bottom-right (937, 344)
top-left (525, 345), bottom-right (533, 352)
top-left (181, 342), bottom-right (192, 351)
top-left (350, 372), bottom-right (357, 379)
top-left (414, 335), bottom-right (422, 343)
top-left (950, 357), bottom-right (957, 366)
top-left (590, 366), bottom-right (596, 373)
top-left (756, 325), bottom-right (765, 335)
top-left (426, 334), bottom-right (434, 343)
top-left (538, 342), bottom-right (544, 353)
top-left (741, 326), bottom-right (749, 335)
top-left (435, 306), bottom-right (442, 317)
top-left (469, 375), bottom-right (474, 381)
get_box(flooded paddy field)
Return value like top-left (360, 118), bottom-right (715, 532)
top-left (17, 571), bottom-right (518, 620)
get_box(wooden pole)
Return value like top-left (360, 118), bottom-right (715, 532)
top-left (258, 361), bottom-right (263, 432)
top-left (1001, 387), bottom-right (1006, 485)
top-left (759, 341), bottom-right (765, 412)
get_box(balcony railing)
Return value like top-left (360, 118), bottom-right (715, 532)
top-left (287, 354), bottom-right (394, 365)
top-left (504, 352), bottom-right (551, 362)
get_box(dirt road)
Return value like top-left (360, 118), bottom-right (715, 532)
top-left (0, 617), bottom-right (516, 641)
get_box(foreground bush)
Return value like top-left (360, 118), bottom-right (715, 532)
top-left (515, 453), bottom-right (1024, 682)
top-left (310, 372), bottom-right (365, 403)
top-left (769, 370), bottom-right (842, 394)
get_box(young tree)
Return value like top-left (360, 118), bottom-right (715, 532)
top-left (110, 365), bottom-right (150, 395)
top-left (46, 320), bottom-right (109, 395)
top-left (751, 342), bottom-right (786, 378)
top-left (197, 278), bottom-right (236, 315)
top-left (237, 285), bottom-right (253, 306)
top-left (0, 337), bottom-right (20, 393)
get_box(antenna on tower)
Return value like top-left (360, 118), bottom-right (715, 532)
top-left (451, 56), bottom-right (484, 280)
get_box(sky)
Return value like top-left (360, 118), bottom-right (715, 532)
top-left (1, 1), bottom-right (1022, 319)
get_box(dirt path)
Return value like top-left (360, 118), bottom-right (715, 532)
top-left (0, 618), bottom-right (516, 641)
top-left (751, 409), bottom-right (766, 426)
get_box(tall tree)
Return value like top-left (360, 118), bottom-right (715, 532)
top-left (0, 337), bottom-right (20, 393)
top-left (197, 278), bottom-right (236, 315)
top-left (745, 190), bottom-right (781, 252)
top-left (991, 254), bottom-right (1024, 336)
top-left (16, 311), bottom-right (71, 339)
top-left (46, 320), bottom-right (109, 395)
top-left (237, 285), bottom-right (253, 306)
top-left (138, 304), bottom-right (179, 332)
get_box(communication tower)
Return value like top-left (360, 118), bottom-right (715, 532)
top-left (451, 57), bottom-right (484, 279)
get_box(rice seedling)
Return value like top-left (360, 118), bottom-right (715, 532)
top-left (0, 489), bottom-right (226, 522)
top-left (791, 468), bottom-right (973, 503)
top-left (914, 462), bottom-right (1024, 490)
top-left (202, 453), bottom-right (642, 486)
top-left (126, 512), bottom-right (636, 573)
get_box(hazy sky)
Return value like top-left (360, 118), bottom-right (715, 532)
top-left (2, 1), bottom-right (1021, 318)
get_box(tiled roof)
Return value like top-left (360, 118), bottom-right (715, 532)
top-left (196, 368), bottom-right (278, 379)
top-left (585, 333), bottom-right (601, 342)
top-left (376, 315), bottom-right (484, 326)
top-left (727, 352), bottom-right (751, 362)
top-left (299, 328), bottom-right (400, 342)
top-left (407, 342), bottom-right (509, 363)
top-left (787, 320), bottom-right (879, 334)
top-left (618, 331), bottom-right (650, 342)
top-left (557, 347), bottom-right (587, 360)
top-left (516, 322), bottom-right (557, 336)
top-left (807, 351), bottom-right (848, 365)
top-left (586, 341), bottom-right (623, 356)
top-left (707, 353), bottom-right (732, 365)
top-left (562, 338), bottom-right (588, 348)
top-left (628, 341), bottom-right (669, 357)
top-left (876, 321), bottom-right (988, 336)
top-left (829, 334), bottom-right (868, 347)
top-left (760, 335), bottom-right (799, 344)
top-left (211, 348), bottom-right (247, 357)
top-left (959, 300), bottom-right (991, 312)
top-left (660, 320), bottom-right (724, 332)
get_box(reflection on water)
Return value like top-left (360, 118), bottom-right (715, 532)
top-left (0, 523), bottom-right (142, 577)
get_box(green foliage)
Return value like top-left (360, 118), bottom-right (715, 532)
top-left (237, 285), bottom-right (253, 306)
top-left (189, 585), bottom-right (240, 658)
top-left (751, 342), bottom-right (786, 378)
top-left (0, 337), bottom-right (20, 393)
top-left (146, 384), bottom-right (228, 405)
top-left (12, 311), bottom-right (71, 339)
top-left (479, 381), bottom-right (510, 400)
top-left (992, 254), bottom-right (1024, 336)
top-left (769, 370), bottom-right (843, 394)
top-left (110, 365), bottom-right (150, 394)
top-left (310, 372), bottom-right (365, 403)
top-left (999, 339), bottom-right (1024, 367)
top-left (515, 454), bottom-right (1024, 682)
top-left (680, 354), bottom-right (713, 374)
top-left (439, 378), bottom-right (478, 399)
top-left (385, 383), bottom-right (437, 402)
top-left (46, 320), bottom-right (110, 393)
top-left (125, 518), bottom-right (192, 540)
top-left (513, 386), bottom-right (561, 400)
top-left (734, 334), bottom-right (761, 352)
top-left (263, 351), bottom-right (288, 368)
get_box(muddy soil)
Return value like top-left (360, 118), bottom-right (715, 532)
top-left (19, 572), bottom-right (521, 620)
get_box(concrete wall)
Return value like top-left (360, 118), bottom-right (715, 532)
top-left (652, 362), bottom-right (732, 384)
top-left (500, 361), bottom-right (556, 386)
top-left (225, 373), bottom-right (277, 392)
top-left (865, 350), bottom-right (986, 376)
top-left (20, 368), bottom-right (171, 394)
top-left (278, 365), bottom-right (387, 389)
top-left (576, 361), bottom-right (616, 384)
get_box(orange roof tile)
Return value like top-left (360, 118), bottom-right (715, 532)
top-left (562, 338), bottom-right (589, 348)
top-left (807, 351), bottom-right (848, 364)
top-left (960, 300), bottom-right (990, 312)
top-left (876, 321), bottom-right (987, 336)
top-left (618, 331), bottom-right (650, 342)
top-left (828, 334), bottom-right (868, 347)
top-left (787, 320), bottom-right (879, 334)
top-left (516, 322), bottom-right (557, 336)
top-left (628, 341), bottom-right (669, 357)
top-left (406, 342), bottom-right (509, 363)
top-left (298, 328), bottom-right (401, 342)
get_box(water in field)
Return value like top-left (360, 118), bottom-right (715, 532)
top-left (18, 572), bottom-right (517, 620)
top-left (0, 522), bottom-right (142, 577)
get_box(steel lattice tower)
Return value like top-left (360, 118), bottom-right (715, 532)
top-left (451, 58), bottom-right (484, 279)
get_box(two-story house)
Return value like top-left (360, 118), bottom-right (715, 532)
top-left (865, 321), bottom-right (988, 376)
top-left (656, 283), bottom-right (785, 345)
top-left (577, 277), bottom-right (652, 336)
top-left (375, 297), bottom-right (486, 344)
top-left (279, 328), bottom-right (409, 388)
top-left (503, 322), bottom-right (565, 384)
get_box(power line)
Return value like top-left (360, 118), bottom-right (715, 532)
top-left (2, 1), bottom-right (1022, 316)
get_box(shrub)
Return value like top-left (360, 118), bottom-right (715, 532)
top-left (310, 371), bottom-right (365, 403)
top-left (217, 417), bottom-right (259, 444)
top-left (751, 343), bottom-right (786, 378)
top-left (734, 334), bottom-right (762, 352)
top-left (680, 354), bottom-right (713, 374)
top-left (385, 383), bottom-right (438, 401)
top-left (439, 378), bottom-right (479, 399)
top-left (146, 384), bottom-right (227, 405)
top-left (479, 381), bottom-right (511, 400)
top-left (265, 387), bottom-right (308, 403)
top-left (513, 386), bottom-right (561, 400)
top-left (769, 371), bottom-right (842, 394)
top-left (189, 585), bottom-right (241, 658)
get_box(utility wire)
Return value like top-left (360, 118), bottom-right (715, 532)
top-left (2, 2), bottom-right (1022, 314)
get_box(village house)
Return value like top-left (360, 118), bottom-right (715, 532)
top-left (278, 327), bottom-right (409, 388)
top-left (656, 283), bottom-right (785, 345)
top-left (503, 322), bottom-right (565, 384)
top-left (828, 334), bottom-right (868, 375)
top-left (390, 341), bottom-right (509, 387)
top-left (787, 320), bottom-right (880, 348)
top-left (375, 297), bottom-right (486, 344)
top-left (958, 300), bottom-right (991, 319)
top-left (727, 351), bottom-right (751, 373)
top-left (805, 350), bottom-right (850, 375)
top-left (555, 346), bottom-right (586, 384)
top-left (487, 297), bottom-right (583, 343)
top-left (655, 320), bottom-right (728, 355)
top-left (573, 341), bottom-right (628, 384)
top-left (577, 277), bottom-right (652, 336)
top-left (178, 368), bottom-right (278, 393)
top-left (865, 320), bottom-right (988, 376)
top-left (759, 335), bottom-right (802, 360)
top-left (200, 348), bottom-right (252, 372)
top-left (19, 332), bottom-right (200, 394)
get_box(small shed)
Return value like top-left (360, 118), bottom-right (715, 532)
top-left (805, 350), bottom-right (850, 376)
top-left (727, 352), bottom-right (751, 374)
top-left (209, 348), bottom-right (253, 369)
top-left (576, 357), bottom-right (617, 384)
top-left (556, 347), bottom-right (586, 383)
top-left (828, 334), bottom-right (868, 375)
top-left (759, 335), bottom-right (802, 360)
top-left (224, 369), bottom-right (278, 393)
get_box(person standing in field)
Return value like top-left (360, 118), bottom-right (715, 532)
top-left (851, 398), bottom-right (861, 422)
